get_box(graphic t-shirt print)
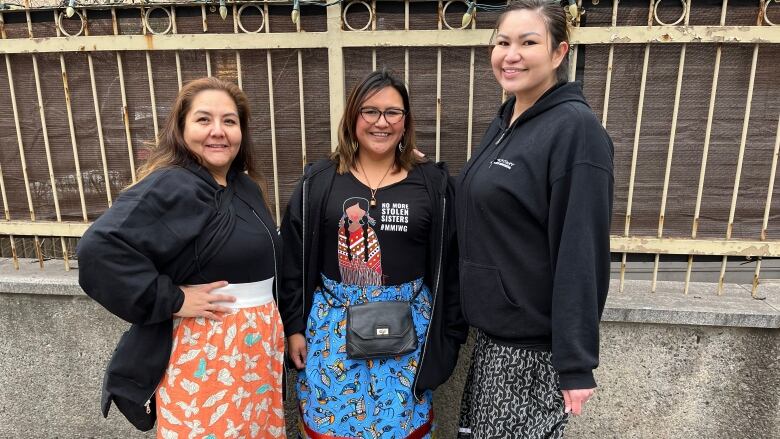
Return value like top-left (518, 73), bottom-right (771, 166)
top-left (379, 202), bottom-right (409, 232)
top-left (337, 197), bottom-right (383, 286)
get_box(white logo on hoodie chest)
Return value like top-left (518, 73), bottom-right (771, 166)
top-left (490, 158), bottom-right (515, 170)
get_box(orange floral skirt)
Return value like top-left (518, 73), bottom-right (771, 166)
top-left (156, 301), bottom-right (286, 438)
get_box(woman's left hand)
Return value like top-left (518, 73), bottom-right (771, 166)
top-left (287, 333), bottom-right (307, 370)
top-left (562, 388), bottom-right (594, 416)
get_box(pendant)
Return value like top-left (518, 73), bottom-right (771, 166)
top-left (370, 197), bottom-right (377, 208)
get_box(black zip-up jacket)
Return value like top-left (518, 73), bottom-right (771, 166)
top-left (457, 82), bottom-right (614, 390)
top-left (77, 163), bottom-right (282, 431)
top-left (279, 159), bottom-right (467, 399)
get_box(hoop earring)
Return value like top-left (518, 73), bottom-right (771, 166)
top-left (398, 137), bottom-right (406, 153)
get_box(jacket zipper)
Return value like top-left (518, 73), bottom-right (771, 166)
top-left (461, 124), bottom-right (503, 261)
top-left (462, 118), bottom-right (519, 262)
top-left (494, 127), bottom-right (510, 146)
top-left (251, 208), bottom-right (280, 304)
top-left (487, 125), bottom-right (514, 169)
top-left (144, 325), bottom-right (178, 414)
top-left (251, 205), bottom-right (288, 404)
top-left (411, 188), bottom-right (446, 402)
top-left (301, 177), bottom-right (308, 326)
top-left (143, 376), bottom-right (160, 415)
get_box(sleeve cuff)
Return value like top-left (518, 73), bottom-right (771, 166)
top-left (172, 287), bottom-right (185, 314)
top-left (144, 276), bottom-right (185, 325)
top-left (558, 370), bottom-right (597, 390)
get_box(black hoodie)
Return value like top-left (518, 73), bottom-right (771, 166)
top-left (456, 82), bottom-right (614, 390)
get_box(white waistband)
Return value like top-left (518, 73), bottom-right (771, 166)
top-left (209, 277), bottom-right (275, 309)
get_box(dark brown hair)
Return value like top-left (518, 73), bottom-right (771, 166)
top-left (493, 0), bottom-right (571, 83)
top-left (332, 69), bottom-right (424, 174)
top-left (134, 77), bottom-right (263, 187)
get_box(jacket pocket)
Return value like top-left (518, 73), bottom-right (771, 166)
top-left (460, 260), bottom-right (525, 339)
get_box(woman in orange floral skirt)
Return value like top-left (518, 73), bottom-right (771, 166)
top-left (78, 77), bottom-right (286, 438)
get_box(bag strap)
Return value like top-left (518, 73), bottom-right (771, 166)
top-left (320, 284), bottom-right (347, 308)
top-left (320, 280), bottom-right (423, 307)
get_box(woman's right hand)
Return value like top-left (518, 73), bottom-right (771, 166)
top-left (287, 333), bottom-right (307, 370)
top-left (562, 388), bottom-right (595, 416)
top-left (174, 281), bottom-right (236, 321)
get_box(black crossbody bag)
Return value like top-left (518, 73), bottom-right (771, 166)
top-left (323, 284), bottom-right (422, 360)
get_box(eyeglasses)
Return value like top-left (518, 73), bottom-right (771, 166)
top-left (359, 107), bottom-right (407, 125)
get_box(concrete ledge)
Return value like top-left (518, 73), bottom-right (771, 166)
top-left (1, 258), bottom-right (778, 437)
top-left (0, 259), bottom-right (84, 296)
top-left (2, 258), bottom-right (778, 329)
top-left (604, 279), bottom-right (780, 329)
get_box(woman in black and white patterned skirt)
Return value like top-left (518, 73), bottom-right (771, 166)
top-left (455, 1), bottom-right (614, 437)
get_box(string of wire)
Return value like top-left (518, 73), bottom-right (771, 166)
top-left (0, 0), bottom-right (540, 13)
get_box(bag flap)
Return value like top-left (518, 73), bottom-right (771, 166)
top-left (348, 301), bottom-right (413, 340)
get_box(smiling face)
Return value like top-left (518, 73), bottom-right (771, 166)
top-left (491, 9), bottom-right (568, 101)
top-left (354, 86), bottom-right (406, 160)
top-left (182, 89), bottom-right (242, 184)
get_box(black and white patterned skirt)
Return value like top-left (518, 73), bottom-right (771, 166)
top-left (458, 331), bottom-right (568, 439)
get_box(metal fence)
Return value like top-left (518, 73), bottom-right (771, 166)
top-left (0, 0), bottom-right (778, 295)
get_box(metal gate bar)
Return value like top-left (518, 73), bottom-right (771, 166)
top-left (0, 1), bottom-right (776, 299)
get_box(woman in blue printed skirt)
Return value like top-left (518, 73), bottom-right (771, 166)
top-left (279, 69), bottom-right (467, 439)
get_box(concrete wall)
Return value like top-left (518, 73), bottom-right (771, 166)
top-left (1, 262), bottom-right (778, 438)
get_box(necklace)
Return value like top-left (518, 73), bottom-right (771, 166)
top-left (356, 159), bottom-right (394, 208)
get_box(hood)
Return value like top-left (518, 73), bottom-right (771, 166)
top-left (497, 81), bottom-right (590, 129)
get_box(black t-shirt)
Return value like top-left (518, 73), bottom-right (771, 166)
top-left (191, 192), bottom-right (276, 284)
top-left (320, 167), bottom-right (432, 286)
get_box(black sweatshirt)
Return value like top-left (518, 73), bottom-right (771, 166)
top-left (456, 82), bottom-right (614, 390)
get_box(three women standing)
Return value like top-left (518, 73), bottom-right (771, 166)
top-left (78, 77), bottom-right (286, 438)
top-left (79, 2), bottom-right (612, 436)
top-left (280, 70), bottom-right (466, 438)
top-left (457, 1), bottom-right (614, 437)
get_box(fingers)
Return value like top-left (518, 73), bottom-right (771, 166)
top-left (584, 389), bottom-right (594, 406)
top-left (206, 280), bottom-right (229, 290)
top-left (175, 281), bottom-right (236, 319)
top-left (187, 281), bottom-right (231, 295)
top-left (288, 334), bottom-right (307, 369)
top-left (210, 304), bottom-right (235, 314)
top-left (207, 294), bottom-right (237, 304)
top-left (570, 394), bottom-right (582, 416)
top-left (181, 281), bottom-right (233, 297)
top-left (200, 297), bottom-right (234, 320)
top-left (292, 350), bottom-right (306, 370)
top-left (562, 389), bottom-right (594, 416)
top-left (197, 304), bottom-right (230, 321)
top-left (203, 281), bottom-right (235, 303)
top-left (288, 343), bottom-right (305, 369)
top-left (202, 311), bottom-right (222, 322)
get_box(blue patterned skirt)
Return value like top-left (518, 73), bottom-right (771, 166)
top-left (297, 275), bottom-right (433, 438)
